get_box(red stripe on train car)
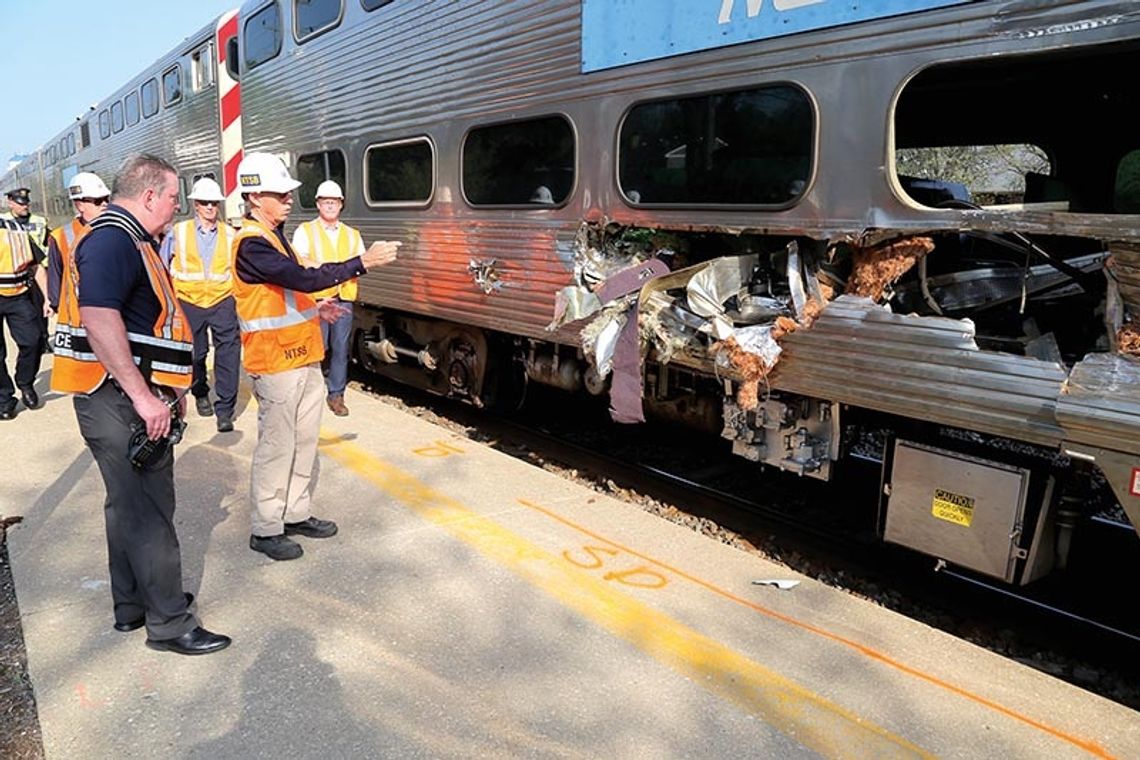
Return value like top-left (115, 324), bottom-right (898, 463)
top-left (221, 85), bottom-right (242, 131)
top-left (224, 152), bottom-right (244, 196)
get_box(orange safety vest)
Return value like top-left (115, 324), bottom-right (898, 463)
top-left (51, 210), bottom-right (194, 394)
top-left (232, 217), bottom-right (324, 375)
top-left (50, 217), bottom-right (88, 264)
top-left (0, 219), bottom-right (35, 297)
top-left (298, 219), bottom-right (362, 301)
top-left (169, 218), bottom-right (235, 308)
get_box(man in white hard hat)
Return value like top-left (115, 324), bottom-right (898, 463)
top-left (291, 179), bottom-right (364, 417)
top-left (47, 172), bottom-right (111, 316)
top-left (232, 153), bottom-right (401, 561)
top-left (159, 177), bottom-right (239, 432)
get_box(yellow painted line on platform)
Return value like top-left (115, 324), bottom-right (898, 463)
top-left (318, 431), bottom-right (931, 760)
top-left (517, 499), bottom-right (1118, 760)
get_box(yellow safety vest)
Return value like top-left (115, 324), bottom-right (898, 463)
top-left (232, 217), bottom-right (324, 375)
top-left (0, 219), bottom-right (35, 297)
top-left (298, 219), bottom-right (361, 301)
top-left (169, 219), bottom-right (235, 308)
top-left (1, 212), bottom-right (48, 262)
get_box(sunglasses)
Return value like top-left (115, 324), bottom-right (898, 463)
top-left (80, 198), bottom-right (110, 205)
top-left (195, 200), bottom-right (221, 206)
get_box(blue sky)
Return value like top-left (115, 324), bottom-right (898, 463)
top-left (0, 0), bottom-right (240, 166)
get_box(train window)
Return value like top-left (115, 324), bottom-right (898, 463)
top-left (80, 122), bottom-right (90, 149)
top-left (225, 37), bottom-right (241, 82)
top-left (162, 65), bottom-right (183, 106)
top-left (365, 137), bottom-right (434, 206)
top-left (462, 115), bottom-right (575, 207)
top-left (111, 101), bottom-right (125, 133)
top-left (179, 176), bottom-right (188, 210)
top-left (361, 0), bottom-right (393, 10)
top-left (296, 149), bottom-right (346, 208)
top-left (191, 43), bottom-right (215, 91)
top-left (295, 0), bottom-right (342, 42)
top-left (245, 3), bottom-right (283, 70)
top-left (895, 44), bottom-right (1138, 214)
top-left (98, 110), bottom-right (111, 140)
top-left (124, 92), bottom-right (140, 126)
top-left (68, 133), bottom-right (76, 155)
top-left (141, 79), bottom-right (160, 118)
top-left (618, 85), bottom-right (813, 207)
top-left (895, 145), bottom-right (1049, 208)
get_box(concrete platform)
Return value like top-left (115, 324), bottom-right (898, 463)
top-left (3, 357), bottom-right (1138, 758)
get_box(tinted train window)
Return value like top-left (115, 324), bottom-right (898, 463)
top-left (68, 133), bottom-right (76, 154)
top-left (80, 122), bottom-right (90, 148)
top-left (245, 3), bottom-right (283, 69)
top-left (141, 79), bottom-right (159, 118)
top-left (111, 101), bottom-right (125, 133)
top-left (619, 85), bottom-right (812, 206)
top-left (295, 0), bottom-right (342, 42)
top-left (463, 116), bottom-right (575, 206)
top-left (361, 0), bottom-right (393, 10)
top-left (365, 137), bottom-right (434, 206)
top-left (124, 92), bottom-right (140, 126)
top-left (162, 65), bottom-right (183, 106)
top-left (98, 110), bottom-right (111, 139)
top-left (296, 149), bottom-right (347, 209)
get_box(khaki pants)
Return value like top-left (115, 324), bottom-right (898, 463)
top-left (249, 363), bottom-right (325, 536)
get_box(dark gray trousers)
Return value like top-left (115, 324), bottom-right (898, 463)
top-left (0, 291), bottom-right (42, 408)
top-left (74, 383), bottom-right (198, 640)
top-left (180, 296), bottom-right (240, 419)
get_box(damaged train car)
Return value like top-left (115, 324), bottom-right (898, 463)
top-left (225, 0), bottom-right (1140, 587)
top-left (0, 0), bottom-right (1084, 589)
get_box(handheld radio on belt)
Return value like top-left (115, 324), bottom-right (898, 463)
top-left (127, 386), bottom-right (188, 470)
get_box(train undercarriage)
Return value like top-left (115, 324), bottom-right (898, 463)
top-left (351, 223), bottom-right (1140, 589)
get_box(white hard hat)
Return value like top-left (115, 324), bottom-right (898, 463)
top-left (316, 180), bottom-right (344, 200)
top-left (236, 152), bottom-right (301, 194)
top-left (188, 177), bottom-right (225, 202)
top-left (68, 172), bottom-right (111, 200)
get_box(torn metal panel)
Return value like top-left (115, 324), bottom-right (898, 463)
top-left (773, 295), bottom-right (1069, 446)
top-left (1057, 352), bottom-right (1140, 456)
top-left (468, 258), bottom-right (503, 294)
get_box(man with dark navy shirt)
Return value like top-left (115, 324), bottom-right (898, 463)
top-left (52, 154), bottom-right (230, 656)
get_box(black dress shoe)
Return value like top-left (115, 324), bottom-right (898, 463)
top-left (284, 516), bottom-right (338, 538)
top-left (249, 534), bottom-right (304, 560)
top-left (195, 395), bottom-right (214, 417)
top-left (19, 387), bottom-right (41, 410)
top-left (0, 405), bottom-right (15, 421)
top-left (216, 416), bottom-right (234, 433)
top-left (146, 626), bottom-right (231, 656)
top-left (113, 592), bottom-right (195, 632)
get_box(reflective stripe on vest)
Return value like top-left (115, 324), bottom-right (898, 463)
top-left (170, 219), bottom-right (234, 307)
top-left (232, 217), bottom-right (324, 374)
top-left (50, 209), bottom-right (193, 394)
top-left (301, 219), bottom-right (361, 302)
top-left (0, 220), bottom-right (34, 296)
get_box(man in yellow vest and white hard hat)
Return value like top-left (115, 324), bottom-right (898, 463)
top-left (291, 180), bottom-right (364, 417)
top-left (159, 177), bottom-right (239, 432)
top-left (232, 152), bottom-right (400, 561)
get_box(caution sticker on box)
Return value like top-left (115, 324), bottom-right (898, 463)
top-left (932, 488), bottom-right (975, 527)
top-left (1131, 468), bottom-right (1140, 498)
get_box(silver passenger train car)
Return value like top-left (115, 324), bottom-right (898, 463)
top-left (6, 0), bottom-right (1140, 588)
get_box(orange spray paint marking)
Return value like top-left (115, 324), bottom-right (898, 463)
top-left (412, 440), bottom-right (465, 457)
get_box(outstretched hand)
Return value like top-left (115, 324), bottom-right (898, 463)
top-left (317, 299), bottom-right (349, 324)
top-left (361, 240), bottom-right (401, 270)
